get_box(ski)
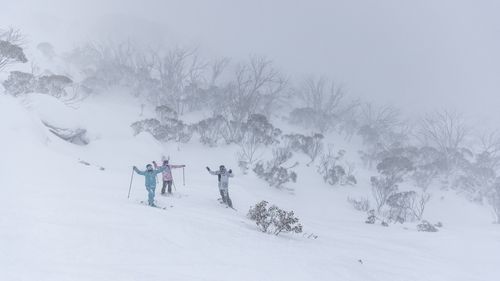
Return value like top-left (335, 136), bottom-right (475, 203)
top-left (217, 199), bottom-right (236, 211)
top-left (139, 201), bottom-right (170, 210)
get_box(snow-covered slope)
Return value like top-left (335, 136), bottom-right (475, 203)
top-left (1, 92), bottom-right (499, 281)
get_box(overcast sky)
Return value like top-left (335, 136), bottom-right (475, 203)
top-left (2, 0), bottom-right (500, 125)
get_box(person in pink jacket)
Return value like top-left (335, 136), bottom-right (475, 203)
top-left (153, 159), bottom-right (186, 195)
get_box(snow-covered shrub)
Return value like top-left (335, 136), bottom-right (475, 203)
top-left (386, 191), bottom-right (429, 223)
top-left (36, 74), bottom-right (73, 98)
top-left (348, 197), bottom-right (370, 212)
top-left (2, 71), bottom-right (73, 98)
top-left (365, 209), bottom-right (388, 226)
top-left (156, 118), bottom-right (193, 143)
top-left (242, 114), bottom-right (281, 146)
top-left (238, 114), bottom-right (282, 169)
top-left (220, 119), bottom-right (244, 144)
top-left (371, 176), bottom-right (399, 213)
top-left (2, 71), bottom-right (35, 96)
top-left (0, 30), bottom-right (28, 72)
top-left (417, 220), bottom-right (439, 232)
top-left (194, 115), bottom-right (225, 147)
top-left (283, 133), bottom-right (324, 164)
top-left (365, 210), bottom-right (376, 224)
top-left (131, 117), bottom-right (192, 143)
top-left (376, 156), bottom-right (414, 179)
top-left (317, 149), bottom-right (357, 186)
top-left (253, 147), bottom-right (297, 189)
top-left (155, 105), bottom-right (178, 123)
top-left (248, 200), bottom-right (303, 236)
top-left (131, 118), bottom-right (161, 136)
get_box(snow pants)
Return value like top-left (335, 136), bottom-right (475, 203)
top-left (162, 180), bottom-right (173, 194)
top-left (219, 188), bottom-right (233, 208)
top-left (146, 185), bottom-right (156, 205)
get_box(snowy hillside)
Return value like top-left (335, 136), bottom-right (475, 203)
top-left (1, 91), bottom-right (499, 281)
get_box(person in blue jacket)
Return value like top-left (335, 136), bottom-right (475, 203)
top-left (133, 164), bottom-right (166, 207)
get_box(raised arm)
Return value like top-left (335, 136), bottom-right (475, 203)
top-left (154, 165), bottom-right (167, 175)
top-left (133, 166), bottom-right (146, 176)
top-left (206, 167), bottom-right (219, 176)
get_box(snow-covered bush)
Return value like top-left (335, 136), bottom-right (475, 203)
top-left (317, 149), bottom-right (357, 186)
top-left (253, 147), bottom-right (298, 189)
top-left (371, 176), bottom-right (399, 213)
top-left (238, 114), bottom-right (282, 169)
top-left (0, 28), bottom-right (27, 72)
top-left (131, 117), bottom-right (192, 143)
top-left (347, 197), bottom-right (370, 212)
top-left (417, 220), bottom-right (439, 232)
top-left (386, 191), bottom-right (430, 223)
top-left (283, 133), bottom-right (324, 164)
top-left (371, 157), bottom-right (413, 213)
top-left (2, 71), bottom-right (72, 97)
top-left (156, 118), bottom-right (193, 143)
top-left (365, 209), bottom-right (388, 226)
top-left (155, 105), bottom-right (178, 123)
top-left (131, 118), bottom-right (161, 137)
top-left (365, 210), bottom-right (376, 224)
top-left (2, 71), bottom-right (35, 96)
top-left (194, 115), bottom-right (225, 147)
top-left (248, 200), bottom-right (303, 236)
top-left (36, 75), bottom-right (73, 98)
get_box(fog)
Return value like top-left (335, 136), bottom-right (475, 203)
top-left (2, 0), bottom-right (500, 123)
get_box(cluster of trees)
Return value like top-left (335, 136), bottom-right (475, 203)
top-left (3, 28), bottom-right (500, 223)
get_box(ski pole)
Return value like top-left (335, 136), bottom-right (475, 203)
top-left (128, 167), bottom-right (135, 199)
top-left (172, 179), bottom-right (177, 191)
top-left (183, 167), bottom-right (185, 186)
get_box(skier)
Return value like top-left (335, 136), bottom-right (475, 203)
top-left (206, 165), bottom-right (234, 208)
top-left (133, 164), bottom-right (166, 207)
top-left (152, 159), bottom-right (186, 195)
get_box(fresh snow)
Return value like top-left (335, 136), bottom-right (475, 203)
top-left (1, 92), bottom-right (499, 281)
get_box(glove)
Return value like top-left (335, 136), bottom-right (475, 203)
top-left (228, 169), bottom-right (232, 173)
top-left (182, 165), bottom-right (186, 168)
top-left (206, 166), bottom-right (210, 171)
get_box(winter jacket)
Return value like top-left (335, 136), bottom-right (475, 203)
top-left (209, 169), bottom-right (234, 190)
top-left (134, 166), bottom-right (166, 188)
top-left (153, 162), bottom-right (184, 181)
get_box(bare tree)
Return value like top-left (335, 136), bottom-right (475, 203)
top-left (418, 111), bottom-right (469, 153)
top-left (223, 55), bottom-right (287, 123)
top-left (209, 57), bottom-right (230, 86)
top-left (477, 131), bottom-right (500, 172)
top-left (150, 46), bottom-right (208, 114)
top-left (294, 77), bottom-right (359, 132)
top-left (358, 103), bottom-right (410, 156)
